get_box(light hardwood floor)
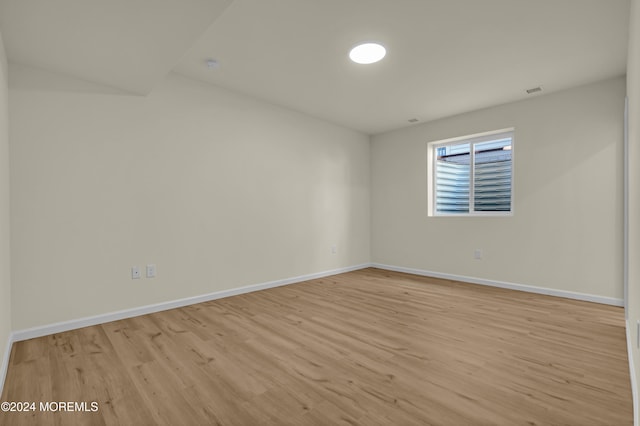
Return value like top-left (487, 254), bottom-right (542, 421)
top-left (0, 268), bottom-right (632, 425)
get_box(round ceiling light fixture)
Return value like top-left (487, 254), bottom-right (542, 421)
top-left (349, 42), bottom-right (386, 64)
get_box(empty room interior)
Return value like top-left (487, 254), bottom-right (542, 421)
top-left (1, 0), bottom-right (640, 425)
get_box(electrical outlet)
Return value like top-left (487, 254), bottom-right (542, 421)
top-left (474, 249), bottom-right (482, 260)
top-left (146, 264), bottom-right (156, 278)
top-left (331, 245), bottom-right (337, 254)
top-left (131, 266), bottom-right (141, 279)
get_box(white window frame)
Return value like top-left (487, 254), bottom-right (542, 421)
top-left (427, 128), bottom-right (514, 217)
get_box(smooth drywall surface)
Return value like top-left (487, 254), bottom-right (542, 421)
top-left (9, 68), bottom-right (370, 330)
top-left (372, 77), bottom-right (625, 300)
top-left (626, 0), bottom-right (640, 422)
top-left (0, 28), bottom-right (11, 390)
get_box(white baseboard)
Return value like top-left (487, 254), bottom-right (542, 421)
top-left (628, 320), bottom-right (639, 426)
top-left (371, 263), bottom-right (624, 307)
top-left (11, 263), bottom-right (622, 344)
top-left (0, 332), bottom-right (13, 398)
top-left (12, 263), bottom-right (371, 343)
top-left (3, 262), bottom-right (627, 398)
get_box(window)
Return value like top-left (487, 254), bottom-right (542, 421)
top-left (428, 129), bottom-right (513, 216)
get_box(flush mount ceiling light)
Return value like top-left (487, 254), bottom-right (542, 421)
top-left (349, 42), bottom-right (386, 64)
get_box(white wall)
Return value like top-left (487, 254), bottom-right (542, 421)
top-left (372, 77), bottom-right (625, 301)
top-left (626, 0), bottom-right (640, 423)
top-left (9, 68), bottom-right (370, 330)
top-left (0, 28), bottom-right (11, 392)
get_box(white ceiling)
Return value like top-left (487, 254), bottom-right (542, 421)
top-left (0, 0), bottom-right (630, 134)
top-left (0, 0), bottom-right (232, 95)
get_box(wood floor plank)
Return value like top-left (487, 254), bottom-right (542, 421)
top-left (0, 268), bottom-right (632, 425)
